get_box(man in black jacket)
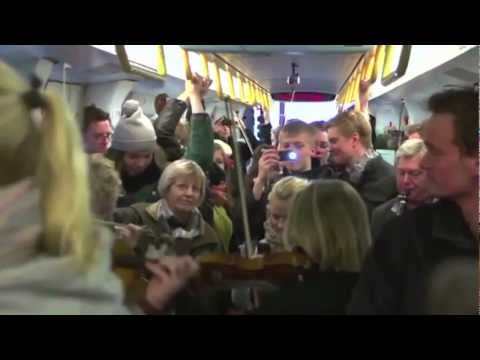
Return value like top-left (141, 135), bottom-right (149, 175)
top-left (370, 138), bottom-right (433, 239)
top-left (349, 87), bottom-right (478, 314)
top-left (326, 110), bottom-right (397, 217)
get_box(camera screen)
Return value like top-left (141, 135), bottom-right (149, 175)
top-left (278, 150), bottom-right (298, 161)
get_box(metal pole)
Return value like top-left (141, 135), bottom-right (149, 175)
top-left (235, 117), bottom-right (254, 155)
top-left (224, 97), bottom-right (254, 257)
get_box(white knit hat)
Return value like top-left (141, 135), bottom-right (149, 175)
top-left (214, 139), bottom-right (233, 157)
top-left (111, 100), bottom-right (157, 152)
top-left (206, 101), bottom-right (228, 125)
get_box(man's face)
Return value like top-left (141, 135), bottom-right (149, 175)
top-left (277, 131), bottom-right (314, 172)
top-left (166, 176), bottom-right (202, 214)
top-left (421, 114), bottom-right (478, 200)
top-left (408, 132), bottom-right (422, 140)
top-left (327, 126), bottom-right (356, 166)
top-left (313, 130), bottom-right (329, 160)
top-left (155, 95), bottom-right (167, 114)
top-left (213, 119), bottom-right (231, 140)
top-left (84, 120), bottom-right (112, 154)
top-left (396, 154), bottom-right (430, 206)
top-left (123, 151), bottom-right (154, 177)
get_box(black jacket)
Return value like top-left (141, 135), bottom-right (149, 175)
top-left (352, 155), bottom-right (397, 218)
top-left (255, 269), bottom-right (359, 315)
top-left (369, 114), bottom-right (377, 149)
top-left (153, 98), bottom-right (187, 162)
top-left (348, 200), bottom-right (478, 314)
top-left (257, 123), bottom-right (272, 145)
top-left (117, 160), bottom-right (162, 208)
top-left (371, 197), bottom-right (399, 240)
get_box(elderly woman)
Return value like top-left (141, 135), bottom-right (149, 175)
top-left (255, 180), bottom-right (372, 314)
top-left (114, 159), bottom-right (223, 314)
top-left (114, 159), bottom-right (220, 258)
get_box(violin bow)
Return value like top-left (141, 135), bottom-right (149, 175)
top-left (224, 96), bottom-right (260, 309)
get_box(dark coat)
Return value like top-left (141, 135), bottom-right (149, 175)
top-left (348, 200), bottom-right (478, 314)
top-left (354, 155), bottom-right (397, 217)
top-left (255, 269), bottom-right (359, 315)
top-left (257, 123), bottom-right (272, 145)
top-left (371, 197), bottom-right (398, 240)
top-left (113, 201), bottom-right (219, 257)
top-left (116, 160), bottom-right (162, 208)
top-left (113, 201), bottom-right (228, 314)
top-left (153, 98), bottom-right (187, 162)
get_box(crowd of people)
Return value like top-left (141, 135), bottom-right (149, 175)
top-left (0, 60), bottom-right (477, 315)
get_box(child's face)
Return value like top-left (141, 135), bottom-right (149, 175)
top-left (268, 197), bottom-right (289, 236)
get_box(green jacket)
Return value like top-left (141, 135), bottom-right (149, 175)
top-left (185, 113), bottom-right (214, 172)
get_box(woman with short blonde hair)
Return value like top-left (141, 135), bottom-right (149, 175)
top-left (286, 180), bottom-right (371, 272)
top-left (256, 179), bottom-right (371, 314)
top-left (258, 176), bottom-right (310, 254)
top-left (157, 158), bottom-right (207, 204)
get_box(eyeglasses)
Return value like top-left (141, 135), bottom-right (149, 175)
top-left (316, 142), bottom-right (329, 149)
top-left (94, 133), bottom-right (112, 140)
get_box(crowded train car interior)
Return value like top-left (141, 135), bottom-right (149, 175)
top-left (0, 45), bottom-right (478, 315)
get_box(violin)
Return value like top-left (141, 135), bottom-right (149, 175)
top-left (190, 250), bottom-right (313, 292)
top-left (98, 220), bottom-right (314, 291)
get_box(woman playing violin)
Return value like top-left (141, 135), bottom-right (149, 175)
top-left (253, 179), bottom-right (372, 315)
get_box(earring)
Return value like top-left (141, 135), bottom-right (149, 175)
top-left (31, 108), bottom-right (43, 129)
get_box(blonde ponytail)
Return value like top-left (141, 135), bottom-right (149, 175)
top-left (36, 91), bottom-right (96, 266)
top-left (0, 61), bottom-right (97, 268)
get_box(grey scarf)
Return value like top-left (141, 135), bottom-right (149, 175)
top-left (346, 150), bottom-right (379, 185)
top-left (144, 199), bottom-right (204, 259)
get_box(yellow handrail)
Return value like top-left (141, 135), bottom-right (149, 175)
top-left (372, 45), bottom-right (386, 84)
top-left (239, 75), bottom-right (246, 103)
top-left (156, 46), bottom-right (167, 76)
top-left (199, 53), bottom-right (209, 78)
top-left (227, 67), bottom-right (235, 99)
top-left (180, 47), bottom-right (193, 80)
top-left (212, 62), bottom-right (223, 99)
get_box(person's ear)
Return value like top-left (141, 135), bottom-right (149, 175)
top-left (351, 132), bottom-right (360, 147)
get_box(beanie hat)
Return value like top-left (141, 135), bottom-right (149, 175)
top-left (214, 139), bottom-right (233, 157)
top-left (206, 101), bottom-right (228, 126)
top-left (111, 100), bottom-right (157, 152)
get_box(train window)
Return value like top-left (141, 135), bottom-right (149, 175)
top-left (163, 45), bottom-right (186, 80)
top-left (233, 75), bottom-right (242, 101)
top-left (116, 45), bottom-right (166, 79)
top-left (381, 45), bottom-right (411, 86)
top-left (91, 45), bottom-right (116, 55)
top-left (188, 51), bottom-right (202, 78)
top-left (207, 61), bottom-right (221, 94)
top-left (219, 68), bottom-right (231, 98)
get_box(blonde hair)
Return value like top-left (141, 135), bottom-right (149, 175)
top-left (396, 138), bottom-right (427, 163)
top-left (213, 142), bottom-right (225, 155)
top-left (88, 154), bottom-right (121, 221)
top-left (268, 176), bottom-right (310, 203)
top-left (157, 159), bottom-right (206, 204)
top-left (0, 61), bottom-right (96, 267)
top-left (285, 180), bottom-right (371, 272)
top-left (328, 110), bottom-right (373, 149)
